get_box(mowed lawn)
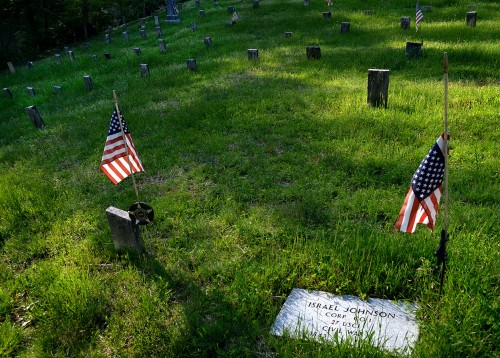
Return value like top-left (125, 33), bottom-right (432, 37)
top-left (0, 0), bottom-right (498, 356)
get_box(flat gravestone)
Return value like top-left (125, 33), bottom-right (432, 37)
top-left (271, 289), bottom-right (418, 354)
top-left (106, 206), bottom-right (143, 252)
top-left (54, 85), bottom-right (62, 93)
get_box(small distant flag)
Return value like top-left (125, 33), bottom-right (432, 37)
top-left (415, 1), bottom-right (424, 32)
top-left (232, 11), bottom-right (239, 23)
top-left (395, 134), bottom-right (447, 233)
top-left (100, 108), bottom-right (144, 185)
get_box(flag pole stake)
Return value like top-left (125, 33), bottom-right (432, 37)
top-left (113, 90), bottom-right (141, 203)
top-left (435, 52), bottom-right (449, 295)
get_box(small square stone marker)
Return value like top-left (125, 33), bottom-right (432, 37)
top-left (271, 288), bottom-right (418, 354)
top-left (106, 206), bottom-right (143, 252)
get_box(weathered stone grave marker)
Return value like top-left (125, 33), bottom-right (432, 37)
top-left (187, 59), bottom-right (197, 71)
top-left (304, 0), bottom-right (310, 6)
top-left (105, 33), bottom-right (111, 43)
top-left (26, 87), bottom-right (36, 97)
top-left (227, 6), bottom-right (234, 13)
top-left (68, 50), bottom-right (75, 61)
top-left (123, 31), bottom-right (129, 40)
top-left (284, 31), bottom-right (293, 38)
top-left (306, 46), bottom-right (321, 60)
top-left (406, 41), bottom-right (423, 58)
top-left (154, 15), bottom-right (160, 26)
top-left (195, 0), bottom-right (200, 6)
top-left (270, 289), bottom-right (419, 354)
top-left (108, 25), bottom-right (113, 34)
top-left (25, 106), bottom-right (45, 128)
top-left (83, 75), bottom-right (93, 90)
top-left (104, 52), bottom-right (111, 60)
top-left (64, 46), bottom-right (69, 52)
top-left (253, 0), bottom-right (259, 9)
top-left (106, 207), bottom-right (144, 252)
top-left (54, 85), bottom-right (62, 93)
top-left (3, 88), bottom-right (13, 99)
top-left (140, 29), bottom-right (147, 39)
top-left (156, 26), bottom-right (163, 37)
top-left (323, 12), bottom-right (332, 20)
top-left (401, 16), bottom-right (411, 30)
top-left (54, 54), bottom-right (61, 64)
top-left (27, 61), bottom-right (34, 69)
top-left (248, 49), bottom-right (259, 60)
top-left (367, 69), bottom-right (390, 108)
top-left (140, 18), bottom-right (146, 29)
top-left (92, 54), bottom-right (98, 61)
top-left (199, 10), bottom-right (205, 17)
top-left (341, 21), bottom-right (350, 33)
top-left (166, 0), bottom-right (180, 24)
top-left (191, 22), bottom-right (197, 31)
top-left (214, 0), bottom-right (219, 4)
top-left (7, 62), bottom-right (15, 73)
top-left (140, 64), bottom-right (150, 77)
top-left (134, 47), bottom-right (142, 56)
top-left (159, 39), bottom-right (167, 53)
top-left (204, 37), bottom-right (212, 47)
top-left (466, 11), bottom-right (477, 27)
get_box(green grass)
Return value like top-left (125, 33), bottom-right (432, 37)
top-left (1, 0), bottom-right (499, 356)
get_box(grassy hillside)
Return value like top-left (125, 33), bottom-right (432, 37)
top-left (1, 0), bottom-right (498, 356)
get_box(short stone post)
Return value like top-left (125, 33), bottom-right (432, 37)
top-left (140, 29), bottom-right (147, 39)
top-left (306, 46), bottom-right (321, 60)
top-left (248, 49), bottom-right (259, 60)
top-left (68, 50), bottom-right (75, 61)
top-left (140, 64), bottom-right (150, 77)
top-left (159, 39), bottom-right (167, 53)
top-left (323, 12), bottom-right (332, 20)
top-left (401, 16), bottom-right (410, 30)
top-left (27, 61), bottom-right (34, 69)
top-left (406, 41), bottom-right (423, 58)
top-left (54, 85), bottom-right (62, 93)
top-left (26, 87), bottom-right (36, 97)
top-left (253, 0), bottom-right (259, 8)
top-left (105, 33), bottom-right (111, 43)
top-left (187, 59), bottom-right (197, 71)
top-left (123, 31), bottom-right (129, 40)
top-left (54, 54), bottom-right (61, 64)
top-left (199, 10), bottom-right (205, 17)
top-left (367, 69), bottom-right (390, 108)
top-left (204, 37), bottom-right (212, 47)
top-left (466, 11), bottom-right (477, 27)
top-left (104, 52), bottom-right (111, 60)
top-left (83, 75), bottom-right (93, 91)
top-left (25, 106), bottom-right (45, 128)
top-left (7, 62), bottom-right (15, 73)
top-left (3, 88), bottom-right (13, 99)
top-left (156, 26), bottom-right (163, 37)
top-left (340, 22), bottom-right (350, 33)
top-left (284, 32), bottom-right (293, 38)
top-left (92, 54), bottom-right (98, 61)
top-left (106, 207), bottom-right (144, 252)
top-left (134, 47), bottom-right (142, 55)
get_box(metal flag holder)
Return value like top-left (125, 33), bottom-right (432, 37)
top-left (434, 53), bottom-right (450, 295)
top-left (113, 90), bottom-right (154, 250)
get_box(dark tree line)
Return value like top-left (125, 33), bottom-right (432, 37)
top-left (0, 0), bottom-right (166, 68)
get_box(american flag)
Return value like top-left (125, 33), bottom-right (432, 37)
top-left (232, 11), bottom-right (238, 23)
top-left (415, 1), bottom-right (424, 32)
top-left (395, 134), bottom-right (446, 233)
top-left (100, 108), bottom-right (144, 185)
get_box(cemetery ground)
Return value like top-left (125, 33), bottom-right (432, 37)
top-left (0, 0), bottom-right (498, 356)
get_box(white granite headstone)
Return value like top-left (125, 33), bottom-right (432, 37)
top-left (271, 289), bottom-right (418, 354)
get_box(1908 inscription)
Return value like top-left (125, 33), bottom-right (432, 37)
top-left (271, 288), bottom-right (418, 353)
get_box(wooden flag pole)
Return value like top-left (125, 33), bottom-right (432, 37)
top-left (113, 90), bottom-right (141, 203)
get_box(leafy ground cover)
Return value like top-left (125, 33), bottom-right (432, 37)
top-left (0, 0), bottom-right (498, 356)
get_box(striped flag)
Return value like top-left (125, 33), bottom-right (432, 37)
top-left (100, 108), bottom-right (144, 185)
top-left (232, 11), bottom-right (238, 23)
top-left (395, 134), bottom-right (446, 233)
top-left (415, 1), bottom-right (424, 32)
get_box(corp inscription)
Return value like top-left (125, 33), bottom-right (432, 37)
top-left (271, 288), bottom-right (419, 353)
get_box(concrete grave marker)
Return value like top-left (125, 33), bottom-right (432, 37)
top-left (306, 46), bottom-right (321, 60)
top-left (25, 106), bottom-right (45, 128)
top-left (271, 289), bottom-right (418, 354)
top-left (68, 50), bottom-right (75, 61)
top-left (140, 29), bottom-right (147, 39)
top-left (104, 52), bottom-right (111, 60)
top-left (27, 61), bottom-right (34, 69)
top-left (187, 59), bottom-right (197, 71)
top-left (401, 16), bottom-right (411, 30)
top-left (406, 41), bottom-right (423, 58)
top-left (154, 15), bottom-right (160, 26)
top-left (26, 87), bottom-right (36, 97)
top-left (195, 0), bottom-right (200, 6)
top-left (54, 85), bottom-right (62, 93)
top-left (466, 11), bottom-right (477, 27)
top-left (284, 31), bottom-right (293, 38)
top-left (304, 0), bottom-right (310, 6)
top-left (204, 37), bottom-right (212, 47)
top-left (134, 47), bottom-right (142, 56)
top-left (140, 18), bottom-right (146, 29)
top-left (92, 54), bottom-right (98, 61)
top-left (227, 6), bottom-right (234, 14)
top-left (156, 26), bottom-right (163, 37)
top-left (248, 49), bottom-right (259, 60)
top-left (323, 12), bottom-right (332, 20)
top-left (3, 88), bottom-right (13, 99)
top-left (159, 39), bottom-right (167, 53)
top-left (123, 31), bottom-right (129, 40)
top-left (105, 33), bottom-right (111, 43)
top-left (191, 22), bottom-right (197, 31)
top-left (140, 64), bottom-right (150, 77)
top-left (64, 46), bottom-right (69, 52)
top-left (83, 75), bottom-right (93, 90)
top-left (106, 207), bottom-right (144, 252)
top-left (54, 54), bottom-right (61, 64)
top-left (253, 0), bottom-right (259, 9)
top-left (341, 21), bottom-right (350, 33)
top-left (367, 69), bottom-right (390, 108)
top-left (7, 62), bottom-right (15, 73)
top-left (199, 10), bottom-right (205, 17)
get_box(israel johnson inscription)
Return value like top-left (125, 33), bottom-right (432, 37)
top-left (270, 288), bottom-right (418, 353)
